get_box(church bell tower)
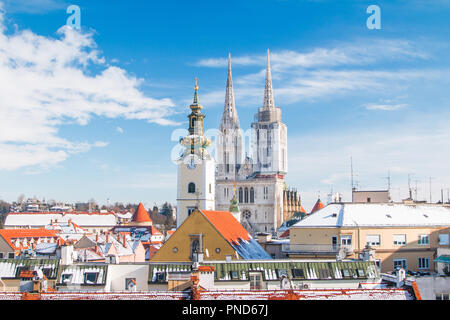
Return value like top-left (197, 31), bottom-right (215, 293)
top-left (176, 79), bottom-right (216, 228)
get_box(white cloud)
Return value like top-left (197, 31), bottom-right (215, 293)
top-left (116, 127), bottom-right (124, 134)
top-left (364, 103), bottom-right (409, 111)
top-left (0, 8), bottom-right (176, 171)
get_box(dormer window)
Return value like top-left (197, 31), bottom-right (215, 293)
top-left (84, 272), bottom-right (99, 284)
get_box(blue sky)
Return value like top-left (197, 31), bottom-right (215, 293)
top-left (0, 0), bottom-right (450, 210)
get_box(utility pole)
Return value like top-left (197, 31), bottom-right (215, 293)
top-left (429, 177), bottom-right (433, 203)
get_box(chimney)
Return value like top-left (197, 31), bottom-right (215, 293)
top-left (96, 233), bottom-right (99, 242)
top-left (106, 233), bottom-right (110, 243)
top-left (123, 235), bottom-right (127, 248)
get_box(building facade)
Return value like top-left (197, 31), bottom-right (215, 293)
top-left (215, 51), bottom-right (294, 236)
top-left (286, 203), bottom-right (450, 274)
top-left (176, 80), bottom-right (216, 228)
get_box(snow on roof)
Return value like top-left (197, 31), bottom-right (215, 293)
top-left (59, 265), bottom-right (107, 285)
top-left (0, 259), bottom-right (59, 279)
top-left (4, 211), bottom-right (117, 228)
top-left (200, 210), bottom-right (272, 260)
top-left (292, 203), bottom-right (450, 228)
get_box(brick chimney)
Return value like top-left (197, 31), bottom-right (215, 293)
top-left (123, 235), bottom-right (127, 248)
top-left (95, 233), bottom-right (99, 242)
top-left (106, 233), bottom-right (110, 243)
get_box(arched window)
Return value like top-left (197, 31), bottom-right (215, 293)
top-left (239, 187), bottom-right (243, 203)
top-left (250, 187), bottom-right (255, 203)
top-left (244, 187), bottom-right (249, 203)
top-left (188, 183), bottom-right (196, 194)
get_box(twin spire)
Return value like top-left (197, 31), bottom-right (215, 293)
top-left (222, 49), bottom-right (274, 127)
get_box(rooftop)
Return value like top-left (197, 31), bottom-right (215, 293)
top-left (292, 202), bottom-right (450, 228)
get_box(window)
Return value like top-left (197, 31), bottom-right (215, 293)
top-left (230, 271), bottom-right (239, 280)
top-left (243, 210), bottom-right (251, 220)
top-left (155, 272), bottom-right (166, 283)
top-left (318, 269), bottom-right (333, 279)
top-left (15, 266), bottom-right (30, 277)
top-left (291, 269), bottom-right (305, 279)
top-left (249, 272), bottom-right (263, 290)
top-left (418, 235), bottom-right (429, 245)
top-left (0, 252), bottom-right (3, 259)
top-left (393, 234), bottom-right (406, 246)
top-left (418, 258), bottom-right (430, 269)
top-left (84, 272), bottom-right (99, 284)
top-left (436, 293), bottom-right (450, 300)
top-left (366, 235), bottom-right (381, 246)
top-left (276, 269), bottom-right (288, 279)
top-left (356, 269), bottom-right (365, 278)
top-left (250, 188), bottom-right (255, 203)
top-left (209, 184), bottom-right (212, 194)
top-left (61, 273), bottom-right (73, 283)
top-left (439, 234), bottom-right (449, 245)
top-left (187, 207), bottom-right (196, 216)
top-left (173, 247), bottom-right (178, 253)
top-left (263, 186), bottom-right (269, 200)
top-left (375, 260), bottom-right (382, 271)
top-left (367, 197), bottom-right (371, 203)
top-left (341, 235), bottom-right (352, 246)
top-left (125, 278), bottom-right (137, 291)
top-left (239, 188), bottom-right (243, 203)
top-left (244, 187), bottom-right (249, 203)
top-left (188, 183), bottom-right (196, 194)
top-left (42, 268), bottom-right (53, 278)
top-left (394, 259), bottom-right (407, 270)
top-left (341, 269), bottom-right (351, 278)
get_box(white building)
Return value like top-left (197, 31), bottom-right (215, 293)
top-left (176, 80), bottom-right (215, 227)
top-left (215, 51), bottom-right (289, 235)
top-left (4, 211), bottom-right (117, 234)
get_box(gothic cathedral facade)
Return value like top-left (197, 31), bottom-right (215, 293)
top-left (215, 50), bottom-right (295, 235)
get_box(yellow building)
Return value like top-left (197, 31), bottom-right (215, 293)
top-left (286, 203), bottom-right (450, 273)
top-left (151, 209), bottom-right (271, 262)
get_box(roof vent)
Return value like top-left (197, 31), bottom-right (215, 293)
top-left (332, 213), bottom-right (337, 218)
top-left (386, 214), bottom-right (392, 218)
top-left (423, 214), bottom-right (429, 218)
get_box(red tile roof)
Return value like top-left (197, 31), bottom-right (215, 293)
top-left (310, 199), bottom-right (325, 214)
top-left (0, 228), bottom-right (62, 250)
top-left (280, 229), bottom-right (290, 238)
top-left (201, 210), bottom-right (250, 245)
top-left (299, 206), bottom-right (307, 214)
top-left (131, 203), bottom-right (152, 223)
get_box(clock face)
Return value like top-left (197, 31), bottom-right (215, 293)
top-left (185, 155), bottom-right (198, 170)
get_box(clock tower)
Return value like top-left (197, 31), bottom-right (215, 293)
top-left (176, 79), bottom-right (216, 228)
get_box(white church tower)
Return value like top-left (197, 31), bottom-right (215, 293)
top-left (216, 54), bottom-right (243, 182)
top-left (176, 79), bottom-right (215, 228)
top-left (251, 49), bottom-right (288, 175)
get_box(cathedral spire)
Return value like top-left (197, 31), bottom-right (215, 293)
top-left (222, 53), bottom-right (239, 127)
top-left (263, 49), bottom-right (275, 109)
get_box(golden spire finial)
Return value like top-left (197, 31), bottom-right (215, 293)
top-left (193, 77), bottom-right (199, 105)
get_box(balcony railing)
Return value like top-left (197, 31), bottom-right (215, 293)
top-left (282, 244), bottom-right (353, 255)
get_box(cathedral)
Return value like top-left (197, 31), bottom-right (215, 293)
top-left (215, 50), bottom-right (300, 235)
top-left (176, 51), bottom-right (301, 234)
